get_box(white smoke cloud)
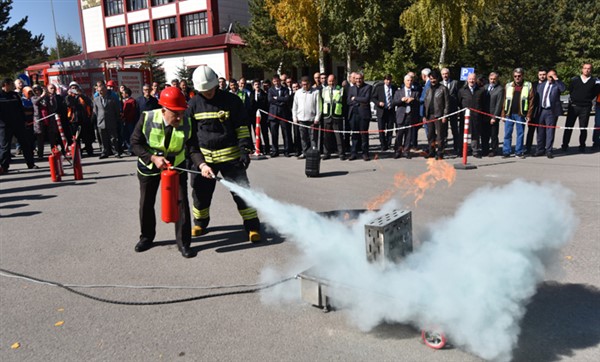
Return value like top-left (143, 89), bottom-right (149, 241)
top-left (220, 179), bottom-right (576, 361)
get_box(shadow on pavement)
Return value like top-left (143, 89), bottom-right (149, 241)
top-left (0, 211), bottom-right (42, 218)
top-left (0, 173), bottom-right (55, 183)
top-left (0, 194), bottom-right (57, 203)
top-left (512, 282), bottom-right (600, 361)
top-left (0, 203), bottom-right (28, 209)
top-left (86, 173), bottom-right (135, 181)
top-left (0, 181), bottom-right (96, 194)
top-left (318, 171), bottom-right (349, 178)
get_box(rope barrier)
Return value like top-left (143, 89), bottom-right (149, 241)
top-left (468, 108), bottom-right (600, 131)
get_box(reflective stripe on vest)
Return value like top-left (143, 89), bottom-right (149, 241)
top-left (138, 110), bottom-right (190, 176)
top-left (504, 81), bottom-right (532, 114)
top-left (200, 145), bottom-right (241, 164)
top-left (322, 86), bottom-right (344, 117)
top-left (235, 126), bottom-right (250, 139)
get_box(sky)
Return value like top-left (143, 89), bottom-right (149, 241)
top-left (8, 0), bottom-right (83, 49)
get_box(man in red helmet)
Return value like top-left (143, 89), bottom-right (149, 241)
top-left (130, 87), bottom-right (202, 258)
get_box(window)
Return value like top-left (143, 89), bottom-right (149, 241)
top-left (107, 26), bottom-right (126, 47)
top-left (127, 0), bottom-right (147, 12)
top-left (105, 0), bottom-right (124, 16)
top-left (129, 22), bottom-right (150, 44)
top-left (154, 17), bottom-right (177, 41)
top-left (182, 12), bottom-right (208, 37)
top-left (151, 0), bottom-right (174, 6)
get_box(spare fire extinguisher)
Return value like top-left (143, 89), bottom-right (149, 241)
top-left (48, 149), bottom-right (61, 182)
top-left (161, 164), bottom-right (180, 223)
top-left (71, 139), bottom-right (83, 180)
top-left (53, 147), bottom-right (65, 176)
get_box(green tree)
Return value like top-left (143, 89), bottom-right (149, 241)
top-left (0, 0), bottom-right (47, 77)
top-left (400, 0), bottom-right (500, 68)
top-left (234, 0), bottom-right (305, 74)
top-left (48, 34), bottom-right (82, 60)
top-left (143, 52), bottom-right (166, 85)
top-left (175, 58), bottom-right (194, 87)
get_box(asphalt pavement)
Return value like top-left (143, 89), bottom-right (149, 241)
top-left (1, 116), bottom-right (599, 361)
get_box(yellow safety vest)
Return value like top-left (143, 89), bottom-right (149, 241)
top-left (504, 81), bottom-right (532, 115)
top-left (137, 110), bottom-right (191, 176)
top-left (322, 85), bottom-right (344, 117)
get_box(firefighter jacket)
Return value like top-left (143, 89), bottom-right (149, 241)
top-left (187, 89), bottom-right (252, 165)
top-left (66, 94), bottom-right (92, 125)
top-left (131, 109), bottom-right (202, 176)
top-left (321, 85), bottom-right (344, 119)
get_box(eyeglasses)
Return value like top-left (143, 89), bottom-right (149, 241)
top-left (513, 75), bottom-right (523, 78)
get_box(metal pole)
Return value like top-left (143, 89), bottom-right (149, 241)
top-left (50, 0), bottom-right (61, 64)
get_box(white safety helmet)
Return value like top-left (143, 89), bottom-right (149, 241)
top-left (193, 65), bottom-right (219, 92)
top-left (69, 81), bottom-right (80, 88)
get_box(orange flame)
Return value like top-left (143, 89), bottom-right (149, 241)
top-left (365, 159), bottom-right (456, 210)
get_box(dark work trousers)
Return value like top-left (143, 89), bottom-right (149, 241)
top-left (480, 118), bottom-right (492, 155)
top-left (269, 119), bottom-right (292, 155)
top-left (138, 171), bottom-right (191, 250)
top-left (0, 117), bottom-right (35, 170)
top-left (562, 104), bottom-right (591, 148)
top-left (349, 112), bottom-right (370, 156)
top-left (490, 118), bottom-right (500, 153)
top-left (449, 114), bottom-right (460, 154)
top-left (323, 117), bottom-right (345, 156)
top-left (394, 114), bottom-right (412, 153)
top-left (410, 123), bottom-right (423, 150)
top-left (525, 115), bottom-right (539, 153)
top-left (537, 109), bottom-right (558, 154)
top-left (70, 121), bottom-right (95, 156)
top-left (191, 161), bottom-right (260, 232)
top-left (298, 120), bottom-right (314, 155)
top-left (343, 116), bottom-right (351, 152)
top-left (99, 127), bottom-right (121, 156)
top-left (292, 122), bottom-right (301, 155)
top-left (251, 113), bottom-right (270, 154)
top-left (377, 109), bottom-right (395, 150)
top-left (427, 119), bottom-right (448, 156)
top-left (470, 116), bottom-right (482, 155)
top-left (35, 119), bottom-right (58, 158)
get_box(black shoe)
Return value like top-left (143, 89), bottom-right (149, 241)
top-left (179, 245), bottom-right (197, 258)
top-left (501, 154), bottom-right (510, 159)
top-left (297, 154), bottom-right (305, 160)
top-left (362, 154), bottom-right (370, 161)
top-left (534, 151), bottom-right (545, 157)
top-left (284, 153), bottom-right (291, 157)
top-left (579, 146), bottom-right (586, 153)
top-left (339, 154), bottom-right (347, 161)
top-left (99, 154), bottom-right (108, 159)
top-left (546, 152), bottom-right (554, 159)
top-left (394, 152), bottom-right (401, 159)
top-left (561, 145), bottom-right (568, 152)
top-left (405, 152), bottom-right (412, 159)
top-left (322, 154), bottom-right (331, 160)
top-left (348, 154), bottom-right (357, 161)
top-left (270, 152), bottom-right (279, 158)
top-left (116, 153), bottom-right (122, 159)
top-left (135, 240), bottom-right (153, 253)
top-left (474, 153), bottom-right (482, 159)
top-left (27, 164), bottom-right (39, 169)
top-left (515, 153), bottom-right (526, 159)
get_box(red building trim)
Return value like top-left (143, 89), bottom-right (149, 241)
top-left (207, 0), bottom-right (218, 36)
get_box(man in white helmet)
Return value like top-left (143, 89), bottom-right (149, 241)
top-left (187, 65), bottom-right (261, 242)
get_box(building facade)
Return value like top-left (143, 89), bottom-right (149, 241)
top-left (78, 0), bottom-right (250, 82)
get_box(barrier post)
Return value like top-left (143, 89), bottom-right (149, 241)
top-left (55, 114), bottom-right (70, 156)
top-left (454, 109), bottom-right (477, 170)
top-left (250, 110), bottom-right (267, 160)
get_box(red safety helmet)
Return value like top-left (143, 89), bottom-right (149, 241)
top-left (159, 87), bottom-right (188, 111)
top-left (106, 80), bottom-right (117, 87)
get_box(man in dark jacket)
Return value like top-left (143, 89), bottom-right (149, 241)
top-left (457, 73), bottom-right (485, 158)
top-left (483, 72), bottom-right (504, 156)
top-left (391, 74), bottom-right (420, 159)
top-left (423, 69), bottom-right (450, 159)
top-left (136, 84), bottom-right (160, 113)
top-left (267, 75), bottom-right (292, 157)
top-left (347, 72), bottom-right (373, 161)
top-left (249, 80), bottom-right (270, 154)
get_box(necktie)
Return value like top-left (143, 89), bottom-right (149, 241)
top-left (542, 84), bottom-right (551, 108)
top-left (101, 97), bottom-right (106, 107)
top-left (278, 88), bottom-right (281, 97)
top-left (164, 125), bottom-right (173, 149)
top-left (405, 88), bottom-right (411, 114)
top-left (488, 85), bottom-right (493, 92)
top-left (386, 87), bottom-right (391, 109)
top-left (255, 91), bottom-right (258, 102)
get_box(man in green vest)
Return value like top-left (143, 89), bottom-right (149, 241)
top-left (131, 87), bottom-right (203, 258)
top-left (500, 68), bottom-right (534, 158)
top-left (321, 74), bottom-right (346, 160)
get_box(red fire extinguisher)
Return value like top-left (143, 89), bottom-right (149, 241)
top-left (71, 139), bottom-right (83, 180)
top-left (48, 149), bottom-right (61, 182)
top-left (161, 164), bottom-right (180, 223)
top-left (53, 147), bottom-right (65, 176)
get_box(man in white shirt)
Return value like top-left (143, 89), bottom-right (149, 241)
top-left (292, 76), bottom-right (322, 159)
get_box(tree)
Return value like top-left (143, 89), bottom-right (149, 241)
top-left (175, 58), bottom-right (194, 86)
top-left (235, 0), bottom-right (306, 74)
top-left (0, 0), bottom-right (47, 77)
top-left (400, 0), bottom-right (499, 68)
top-left (143, 52), bottom-right (166, 86)
top-left (48, 34), bottom-right (82, 60)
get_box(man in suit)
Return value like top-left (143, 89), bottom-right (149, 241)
top-left (267, 75), bottom-right (292, 157)
top-left (250, 79), bottom-right (270, 154)
top-left (535, 69), bottom-right (565, 158)
top-left (483, 72), bottom-right (504, 156)
top-left (391, 74), bottom-right (420, 159)
top-left (423, 69), bottom-right (450, 160)
top-left (457, 72), bottom-right (485, 158)
top-left (347, 72), bottom-right (373, 161)
top-left (371, 74), bottom-right (397, 151)
top-left (93, 82), bottom-right (122, 159)
top-left (441, 68), bottom-right (460, 155)
top-left (525, 68), bottom-right (547, 155)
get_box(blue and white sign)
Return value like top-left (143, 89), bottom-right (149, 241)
top-left (17, 73), bottom-right (31, 86)
top-left (460, 67), bottom-right (475, 81)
